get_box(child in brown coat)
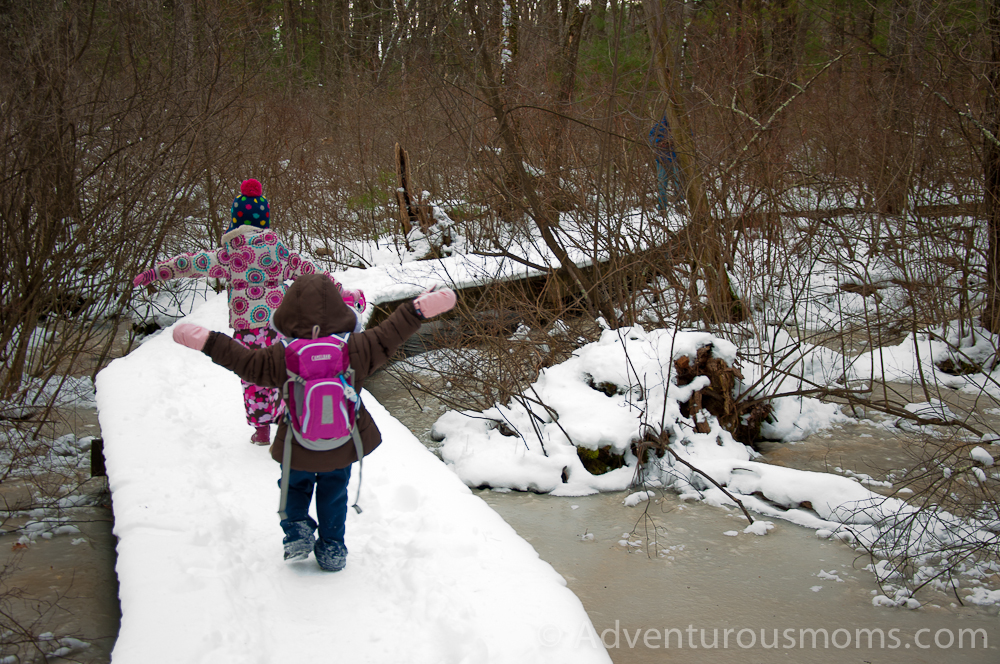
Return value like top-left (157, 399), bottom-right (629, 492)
top-left (171, 273), bottom-right (456, 571)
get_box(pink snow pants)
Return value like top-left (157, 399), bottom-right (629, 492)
top-left (232, 327), bottom-right (284, 427)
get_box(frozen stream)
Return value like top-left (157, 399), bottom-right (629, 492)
top-left (365, 370), bottom-right (1000, 663)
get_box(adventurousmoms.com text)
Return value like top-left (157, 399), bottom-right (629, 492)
top-left (538, 621), bottom-right (991, 651)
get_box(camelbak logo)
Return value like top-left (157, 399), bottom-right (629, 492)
top-left (311, 354), bottom-right (332, 361)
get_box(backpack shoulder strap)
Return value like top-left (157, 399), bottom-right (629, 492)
top-left (277, 426), bottom-right (295, 520)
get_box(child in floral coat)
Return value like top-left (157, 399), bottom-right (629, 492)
top-left (133, 179), bottom-right (365, 445)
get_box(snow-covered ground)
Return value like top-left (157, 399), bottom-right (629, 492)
top-left (96, 294), bottom-right (611, 664)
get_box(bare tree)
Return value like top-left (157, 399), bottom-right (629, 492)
top-left (643, 0), bottom-right (743, 323)
top-left (461, 0), bottom-right (618, 322)
top-left (983, 0), bottom-right (1000, 332)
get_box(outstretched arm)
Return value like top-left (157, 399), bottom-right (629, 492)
top-left (277, 240), bottom-right (354, 298)
top-left (350, 287), bottom-right (456, 382)
top-left (173, 323), bottom-right (286, 388)
top-left (279, 240), bottom-right (327, 282)
top-left (134, 249), bottom-right (229, 287)
top-left (349, 301), bottom-right (423, 383)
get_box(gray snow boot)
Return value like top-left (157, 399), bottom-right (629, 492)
top-left (282, 518), bottom-right (317, 561)
top-left (314, 539), bottom-right (348, 572)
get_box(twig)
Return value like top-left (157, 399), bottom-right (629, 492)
top-left (923, 83), bottom-right (1000, 150)
top-left (641, 424), bottom-right (754, 524)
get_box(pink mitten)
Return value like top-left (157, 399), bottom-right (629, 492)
top-left (172, 323), bottom-right (210, 351)
top-left (413, 287), bottom-right (456, 319)
top-left (133, 269), bottom-right (156, 288)
top-left (342, 287), bottom-right (367, 313)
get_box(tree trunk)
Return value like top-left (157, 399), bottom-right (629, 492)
top-left (544, 1), bottom-right (588, 187)
top-left (283, 0), bottom-right (303, 72)
top-left (464, 0), bottom-right (617, 323)
top-left (642, 0), bottom-right (743, 324)
top-left (875, 0), bottom-right (913, 215)
top-left (329, 0), bottom-right (349, 87)
top-left (751, 0), bottom-right (799, 119)
top-left (982, 0), bottom-right (1000, 331)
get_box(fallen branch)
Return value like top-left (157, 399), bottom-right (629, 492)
top-left (640, 424), bottom-right (754, 524)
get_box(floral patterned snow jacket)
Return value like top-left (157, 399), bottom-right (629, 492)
top-left (150, 226), bottom-right (339, 330)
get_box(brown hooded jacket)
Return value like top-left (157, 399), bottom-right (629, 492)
top-left (200, 273), bottom-right (423, 472)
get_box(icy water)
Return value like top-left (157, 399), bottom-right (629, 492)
top-left (0, 407), bottom-right (120, 664)
top-left (477, 490), bottom-right (998, 664)
top-left (365, 371), bottom-right (1000, 663)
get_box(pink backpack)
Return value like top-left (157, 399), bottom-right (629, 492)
top-left (278, 332), bottom-right (364, 517)
top-left (282, 334), bottom-right (358, 447)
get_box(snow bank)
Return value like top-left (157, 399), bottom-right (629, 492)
top-left (432, 325), bottom-right (842, 499)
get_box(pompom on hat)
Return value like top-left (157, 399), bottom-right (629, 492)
top-left (228, 178), bottom-right (270, 233)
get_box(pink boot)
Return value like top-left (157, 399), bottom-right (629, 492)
top-left (250, 426), bottom-right (270, 445)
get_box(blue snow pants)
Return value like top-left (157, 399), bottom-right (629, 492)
top-left (278, 466), bottom-right (352, 545)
